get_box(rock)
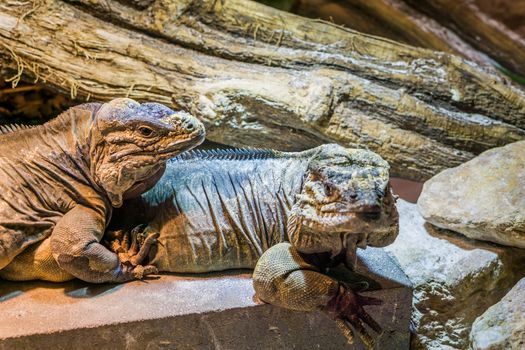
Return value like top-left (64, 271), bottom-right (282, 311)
top-left (385, 200), bottom-right (525, 350)
top-left (417, 141), bottom-right (525, 248)
top-left (0, 249), bottom-right (412, 350)
top-left (470, 278), bottom-right (525, 350)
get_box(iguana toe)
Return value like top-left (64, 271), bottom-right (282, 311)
top-left (323, 284), bottom-right (382, 350)
top-left (129, 231), bottom-right (159, 266)
top-left (105, 225), bottom-right (159, 268)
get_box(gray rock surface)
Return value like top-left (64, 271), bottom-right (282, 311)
top-left (417, 140), bottom-right (525, 248)
top-left (0, 248), bottom-right (411, 350)
top-left (385, 200), bottom-right (525, 350)
top-left (470, 278), bottom-right (525, 350)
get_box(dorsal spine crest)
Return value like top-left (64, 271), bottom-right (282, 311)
top-left (174, 147), bottom-right (278, 161)
top-left (0, 123), bottom-right (33, 135)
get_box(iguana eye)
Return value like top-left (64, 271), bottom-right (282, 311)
top-left (324, 183), bottom-right (335, 197)
top-left (138, 126), bottom-right (155, 137)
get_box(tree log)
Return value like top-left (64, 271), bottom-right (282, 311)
top-left (293, 0), bottom-right (494, 69)
top-left (293, 0), bottom-right (525, 81)
top-left (404, 0), bottom-right (525, 79)
top-left (0, 0), bottom-right (524, 180)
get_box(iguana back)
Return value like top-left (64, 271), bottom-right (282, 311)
top-left (114, 148), bottom-right (310, 272)
top-left (109, 144), bottom-right (398, 349)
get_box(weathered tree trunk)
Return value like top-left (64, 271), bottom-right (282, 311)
top-left (405, 0), bottom-right (525, 79)
top-left (294, 0), bottom-right (525, 81)
top-left (293, 0), bottom-right (494, 69)
top-left (0, 0), bottom-right (524, 180)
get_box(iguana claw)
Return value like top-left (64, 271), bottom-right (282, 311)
top-left (323, 284), bottom-right (382, 349)
top-left (105, 225), bottom-right (160, 279)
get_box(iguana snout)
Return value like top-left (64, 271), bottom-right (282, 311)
top-left (89, 98), bottom-right (205, 207)
top-left (288, 144), bottom-right (399, 266)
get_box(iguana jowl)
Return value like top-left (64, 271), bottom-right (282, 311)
top-left (0, 98), bottom-right (205, 283)
top-left (109, 144), bottom-right (399, 346)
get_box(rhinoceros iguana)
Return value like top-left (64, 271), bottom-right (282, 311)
top-left (108, 144), bottom-right (399, 347)
top-left (0, 98), bottom-right (204, 283)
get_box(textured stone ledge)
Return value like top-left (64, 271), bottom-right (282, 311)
top-left (0, 248), bottom-right (411, 350)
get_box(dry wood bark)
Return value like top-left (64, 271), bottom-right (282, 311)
top-left (0, 0), bottom-right (524, 180)
top-left (293, 0), bottom-right (493, 68)
top-left (294, 0), bottom-right (525, 81)
top-left (404, 0), bottom-right (525, 78)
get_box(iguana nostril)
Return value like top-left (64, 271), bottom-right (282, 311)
top-left (186, 122), bottom-right (195, 131)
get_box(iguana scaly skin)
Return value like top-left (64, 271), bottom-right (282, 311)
top-left (108, 144), bottom-right (398, 346)
top-left (0, 98), bottom-right (204, 283)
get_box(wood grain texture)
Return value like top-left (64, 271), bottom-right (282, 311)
top-left (405, 0), bottom-right (525, 78)
top-left (1, 0), bottom-right (524, 180)
top-left (293, 0), bottom-right (494, 68)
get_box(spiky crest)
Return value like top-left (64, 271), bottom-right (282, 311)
top-left (0, 123), bottom-right (34, 135)
top-left (173, 147), bottom-right (279, 161)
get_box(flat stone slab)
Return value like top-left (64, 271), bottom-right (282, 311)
top-left (0, 248), bottom-right (411, 350)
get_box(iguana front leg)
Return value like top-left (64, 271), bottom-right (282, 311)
top-left (253, 242), bottom-right (381, 349)
top-left (51, 205), bottom-right (157, 283)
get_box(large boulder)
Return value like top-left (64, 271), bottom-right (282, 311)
top-left (470, 278), bottom-right (525, 350)
top-left (417, 141), bottom-right (525, 248)
top-left (385, 200), bottom-right (525, 350)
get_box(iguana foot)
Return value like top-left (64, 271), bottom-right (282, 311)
top-left (106, 225), bottom-right (160, 279)
top-left (323, 284), bottom-right (382, 349)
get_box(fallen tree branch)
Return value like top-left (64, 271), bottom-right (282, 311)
top-left (293, 0), bottom-right (494, 69)
top-left (405, 0), bottom-right (525, 79)
top-left (0, 0), bottom-right (524, 180)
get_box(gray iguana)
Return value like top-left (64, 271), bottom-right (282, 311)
top-left (108, 144), bottom-right (399, 347)
top-left (0, 98), bottom-right (205, 283)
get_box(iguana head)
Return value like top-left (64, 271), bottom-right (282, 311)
top-left (288, 144), bottom-right (398, 268)
top-left (89, 98), bottom-right (205, 207)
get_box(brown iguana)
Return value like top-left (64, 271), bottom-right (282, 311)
top-left (108, 144), bottom-right (399, 347)
top-left (0, 98), bottom-right (205, 283)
